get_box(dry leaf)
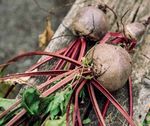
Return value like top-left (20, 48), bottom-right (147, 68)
top-left (39, 17), bottom-right (54, 49)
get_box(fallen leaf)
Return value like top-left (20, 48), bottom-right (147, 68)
top-left (39, 17), bottom-right (54, 49)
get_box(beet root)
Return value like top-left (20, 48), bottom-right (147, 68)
top-left (125, 22), bottom-right (146, 40)
top-left (87, 44), bottom-right (132, 91)
top-left (72, 6), bottom-right (108, 41)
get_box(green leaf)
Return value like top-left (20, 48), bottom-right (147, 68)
top-left (82, 57), bottom-right (92, 67)
top-left (45, 87), bottom-right (73, 120)
top-left (50, 107), bottom-right (60, 120)
top-left (45, 119), bottom-right (61, 126)
top-left (64, 90), bottom-right (72, 107)
top-left (60, 102), bottom-right (64, 114)
top-left (45, 114), bottom-right (66, 126)
top-left (83, 118), bottom-right (91, 124)
top-left (0, 98), bottom-right (17, 111)
top-left (39, 96), bottom-right (51, 115)
top-left (84, 75), bottom-right (93, 80)
top-left (21, 87), bottom-right (41, 116)
top-left (47, 92), bottom-right (65, 119)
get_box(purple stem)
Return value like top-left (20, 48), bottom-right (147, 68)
top-left (128, 77), bottom-right (133, 117)
top-left (73, 79), bottom-right (87, 126)
top-left (26, 47), bottom-right (67, 72)
top-left (88, 84), bottom-right (106, 126)
top-left (0, 70), bottom-right (68, 80)
top-left (102, 99), bottom-right (110, 118)
top-left (91, 79), bottom-right (136, 126)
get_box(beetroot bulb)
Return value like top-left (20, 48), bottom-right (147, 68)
top-left (86, 44), bottom-right (132, 91)
top-left (72, 6), bottom-right (108, 41)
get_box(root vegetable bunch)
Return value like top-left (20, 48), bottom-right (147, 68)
top-left (0, 6), bottom-right (149, 126)
top-left (0, 40), bottom-right (135, 126)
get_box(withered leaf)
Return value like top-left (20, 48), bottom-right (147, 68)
top-left (39, 17), bottom-right (54, 49)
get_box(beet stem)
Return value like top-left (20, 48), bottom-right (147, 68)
top-left (0, 70), bottom-right (69, 80)
top-left (5, 69), bottom-right (81, 125)
top-left (67, 39), bottom-right (81, 69)
top-left (66, 89), bottom-right (74, 126)
top-left (91, 79), bottom-right (136, 126)
top-left (73, 79), bottom-right (87, 126)
top-left (129, 77), bottom-right (133, 117)
top-left (0, 100), bottom-right (21, 119)
top-left (102, 99), bottom-right (110, 118)
top-left (0, 47), bottom-right (67, 72)
top-left (37, 68), bottom-right (80, 90)
top-left (42, 69), bottom-right (80, 97)
top-left (26, 47), bottom-right (67, 72)
top-left (6, 109), bottom-right (26, 126)
top-left (0, 51), bottom-right (81, 69)
top-left (54, 39), bottom-right (77, 70)
top-left (2, 48), bottom-right (67, 98)
top-left (78, 38), bottom-right (86, 62)
top-left (99, 32), bottom-right (123, 44)
top-left (88, 84), bottom-right (106, 126)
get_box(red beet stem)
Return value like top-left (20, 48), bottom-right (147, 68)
top-left (66, 79), bottom-right (86, 126)
top-left (73, 79), bottom-right (87, 126)
top-left (58, 46), bottom-right (75, 69)
top-left (3, 72), bottom-right (71, 119)
top-left (78, 38), bottom-right (86, 62)
top-left (66, 89), bottom-right (74, 126)
top-left (111, 37), bottom-right (125, 44)
top-left (3, 48), bottom-right (67, 98)
top-left (102, 99), bottom-right (110, 118)
top-left (0, 47), bottom-right (67, 72)
top-left (45, 47), bottom-right (74, 83)
top-left (67, 39), bottom-right (81, 69)
top-left (66, 79), bottom-right (83, 126)
top-left (54, 39), bottom-right (77, 70)
top-left (88, 84), bottom-right (106, 126)
top-left (128, 77), bottom-right (133, 117)
top-left (0, 100), bottom-right (21, 119)
top-left (56, 42), bottom-right (79, 69)
top-left (91, 79), bottom-right (136, 126)
top-left (0, 51), bottom-right (81, 69)
top-left (37, 68), bottom-right (79, 90)
top-left (0, 70), bottom-right (68, 80)
top-left (6, 109), bottom-right (26, 126)
top-left (42, 69), bottom-right (80, 97)
top-left (99, 32), bottom-right (123, 44)
top-left (26, 47), bottom-right (67, 72)
top-left (5, 69), bottom-right (80, 125)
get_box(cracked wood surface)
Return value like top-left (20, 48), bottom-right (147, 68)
top-left (17, 0), bottom-right (150, 125)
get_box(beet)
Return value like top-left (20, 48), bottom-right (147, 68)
top-left (72, 6), bottom-right (108, 41)
top-left (125, 22), bottom-right (146, 40)
top-left (87, 44), bottom-right (132, 91)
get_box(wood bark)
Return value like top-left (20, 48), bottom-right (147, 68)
top-left (17, 0), bottom-right (150, 125)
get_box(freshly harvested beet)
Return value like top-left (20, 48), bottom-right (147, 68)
top-left (125, 22), bottom-right (146, 40)
top-left (87, 44), bottom-right (132, 91)
top-left (72, 6), bottom-right (108, 41)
